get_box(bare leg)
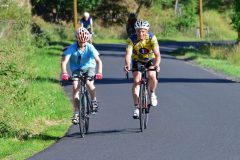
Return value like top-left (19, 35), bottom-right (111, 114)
top-left (148, 69), bottom-right (158, 92)
top-left (132, 71), bottom-right (141, 106)
top-left (86, 80), bottom-right (96, 101)
top-left (72, 80), bottom-right (80, 112)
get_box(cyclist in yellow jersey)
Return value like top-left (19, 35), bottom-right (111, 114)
top-left (124, 20), bottom-right (161, 118)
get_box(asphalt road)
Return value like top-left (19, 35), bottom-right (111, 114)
top-left (28, 42), bottom-right (240, 160)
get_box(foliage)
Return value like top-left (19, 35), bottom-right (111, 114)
top-left (0, 0), bottom-right (72, 158)
top-left (77, 0), bottom-right (100, 12)
top-left (31, 0), bottom-right (73, 23)
top-left (135, 0), bottom-right (154, 7)
top-left (155, 0), bottom-right (174, 9)
top-left (171, 44), bottom-right (240, 78)
top-left (176, 0), bottom-right (197, 30)
top-left (204, 10), bottom-right (236, 40)
top-left (96, 0), bottom-right (128, 26)
top-left (203, 0), bottom-right (234, 11)
top-left (31, 0), bottom-right (99, 23)
top-left (231, 0), bottom-right (240, 32)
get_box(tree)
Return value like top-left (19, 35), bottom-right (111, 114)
top-left (176, 0), bottom-right (197, 31)
top-left (77, 0), bottom-right (100, 12)
top-left (96, 0), bottom-right (128, 26)
top-left (232, 0), bottom-right (240, 43)
top-left (135, 0), bottom-right (154, 17)
top-left (30, 0), bottom-right (100, 23)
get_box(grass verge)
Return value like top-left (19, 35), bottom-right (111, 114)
top-left (0, 41), bottom-right (73, 159)
top-left (170, 44), bottom-right (240, 80)
top-left (0, 2), bottom-right (73, 157)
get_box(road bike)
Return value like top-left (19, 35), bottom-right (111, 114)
top-left (70, 73), bottom-right (97, 138)
top-left (127, 65), bottom-right (157, 132)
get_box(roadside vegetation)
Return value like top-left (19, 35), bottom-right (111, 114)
top-left (0, 0), bottom-right (239, 159)
top-left (170, 44), bottom-right (240, 80)
top-left (0, 1), bottom-right (72, 159)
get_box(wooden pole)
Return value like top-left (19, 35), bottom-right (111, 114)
top-left (238, 31), bottom-right (240, 44)
top-left (73, 0), bottom-right (78, 31)
top-left (199, 0), bottom-right (204, 38)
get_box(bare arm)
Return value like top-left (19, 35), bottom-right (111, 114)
top-left (95, 55), bottom-right (102, 74)
top-left (153, 45), bottom-right (161, 72)
top-left (125, 48), bottom-right (132, 71)
top-left (61, 56), bottom-right (70, 74)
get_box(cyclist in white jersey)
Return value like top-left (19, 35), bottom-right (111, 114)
top-left (80, 12), bottom-right (94, 44)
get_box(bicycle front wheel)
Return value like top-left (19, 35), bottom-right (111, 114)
top-left (143, 86), bottom-right (149, 129)
top-left (79, 93), bottom-right (87, 137)
top-left (84, 92), bottom-right (92, 134)
top-left (139, 84), bottom-right (145, 132)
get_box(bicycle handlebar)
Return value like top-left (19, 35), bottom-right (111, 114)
top-left (125, 66), bottom-right (157, 80)
top-left (69, 75), bottom-right (95, 81)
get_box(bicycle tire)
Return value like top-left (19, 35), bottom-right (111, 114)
top-left (139, 84), bottom-right (144, 132)
top-left (143, 85), bottom-right (149, 129)
top-left (85, 92), bottom-right (91, 134)
top-left (78, 93), bottom-right (86, 138)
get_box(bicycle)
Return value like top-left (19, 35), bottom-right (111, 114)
top-left (126, 65), bottom-right (157, 132)
top-left (70, 73), bottom-right (97, 138)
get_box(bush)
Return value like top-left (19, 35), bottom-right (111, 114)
top-left (176, 0), bottom-right (197, 31)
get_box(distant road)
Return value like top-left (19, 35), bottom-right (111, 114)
top-left (29, 42), bottom-right (240, 160)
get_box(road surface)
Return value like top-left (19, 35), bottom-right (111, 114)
top-left (28, 42), bottom-right (240, 160)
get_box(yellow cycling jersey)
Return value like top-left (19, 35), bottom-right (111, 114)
top-left (126, 32), bottom-right (159, 62)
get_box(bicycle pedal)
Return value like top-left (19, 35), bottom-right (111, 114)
top-left (72, 119), bottom-right (79, 125)
top-left (145, 108), bottom-right (149, 113)
top-left (92, 107), bottom-right (98, 112)
top-left (133, 115), bottom-right (139, 119)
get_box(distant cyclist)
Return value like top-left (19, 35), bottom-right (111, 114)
top-left (124, 20), bottom-right (161, 118)
top-left (80, 12), bottom-right (94, 44)
top-left (61, 27), bottom-right (103, 124)
top-left (126, 13), bottom-right (137, 36)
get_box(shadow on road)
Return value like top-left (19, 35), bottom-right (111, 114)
top-left (65, 128), bottom-right (140, 138)
top-left (158, 78), bottom-right (236, 83)
top-left (61, 77), bottom-right (236, 86)
top-left (61, 78), bottom-right (132, 86)
top-left (95, 78), bottom-right (131, 85)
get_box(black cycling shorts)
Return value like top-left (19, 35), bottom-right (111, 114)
top-left (132, 59), bottom-right (154, 71)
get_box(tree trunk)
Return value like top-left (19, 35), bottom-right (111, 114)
top-left (175, 0), bottom-right (179, 15)
top-left (238, 31), bottom-right (240, 44)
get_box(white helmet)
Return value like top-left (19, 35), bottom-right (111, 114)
top-left (134, 20), bottom-right (150, 30)
top-left (83, 12), bottom-right (90, 18)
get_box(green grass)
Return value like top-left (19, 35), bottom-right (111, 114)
top-left (0, 40), bottom-right (73, 159)
top-left (0, 1), bottom-right (73, 159)
top-left (203, 10), bottom-right (237, 40)
top-left (1, 124), bottom-right (69, 160)
top-left (170, 45), bottom-right (240, 79)
top-left (138, 3), bottom-right (237, 41)
top-left (94, 37), bottom-right (126, 44)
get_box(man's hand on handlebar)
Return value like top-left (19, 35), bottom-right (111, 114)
top-left (124, 65), bottom-right (130, 72)
top-left (154, 65), bottom-right (160, 72)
